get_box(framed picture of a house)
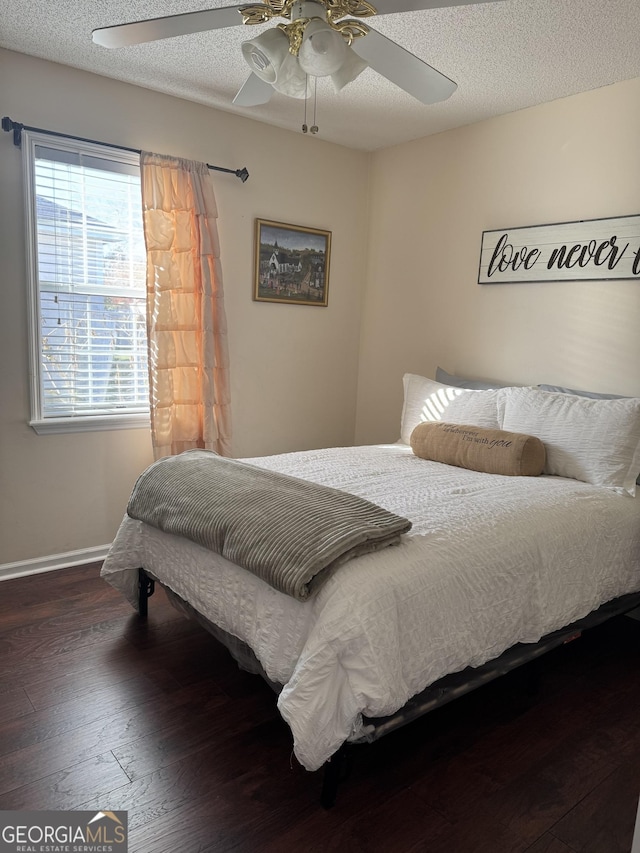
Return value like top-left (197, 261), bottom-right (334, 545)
top-left (254, 219), bottom-right (331, 307)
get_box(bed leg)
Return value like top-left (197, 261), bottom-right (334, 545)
top-left (137, 568), bottom-right (155, 619)
top-left (320, 744), bottom-right (350, 809)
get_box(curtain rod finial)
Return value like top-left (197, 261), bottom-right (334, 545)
top-left (1, 117), bottom-right (24, 146)
top-left (236, 167), bottom-right (249, 183)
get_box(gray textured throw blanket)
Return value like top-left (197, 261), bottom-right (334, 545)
top-left (127, 449), bottom-right (412, 601)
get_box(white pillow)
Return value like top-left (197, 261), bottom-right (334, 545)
top-left (498, 386), bottom-right (640, 496)
top-left (400, 374), bottom-right (500, 445)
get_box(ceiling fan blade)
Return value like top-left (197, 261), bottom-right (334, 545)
top-left (374, 0), bottom-right (504, 14)
top-left (232, 73), bottom-right (275, 107)
top-left (351, 28), bottom-right (456, 105)
top-left (92, 4), bottom-right (244, 48)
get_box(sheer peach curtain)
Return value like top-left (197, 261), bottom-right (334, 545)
top-left (140, 152), bottom-right (231, 459)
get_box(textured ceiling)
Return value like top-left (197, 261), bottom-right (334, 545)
top-left (2, 0), bottom-right (640, 151)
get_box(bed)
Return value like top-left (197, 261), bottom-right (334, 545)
top-left (101, 377), bottom-right (640, 804)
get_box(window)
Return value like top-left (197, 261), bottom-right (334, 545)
top-left (22, 131), bottom-right (149, 433)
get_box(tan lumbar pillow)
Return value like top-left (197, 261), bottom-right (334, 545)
top-left (410, 422), bottom-right (546, 476)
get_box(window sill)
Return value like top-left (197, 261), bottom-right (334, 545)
top-left (29, 413), bottom-right (151, 435)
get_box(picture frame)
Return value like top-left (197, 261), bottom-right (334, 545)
top-left (478, 213), bottom-right (640, 284)
top-left (253, 218), bottom-right (331, 306)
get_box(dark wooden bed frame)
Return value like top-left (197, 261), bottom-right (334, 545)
top-left (136, 566), bottom-right (640, 808)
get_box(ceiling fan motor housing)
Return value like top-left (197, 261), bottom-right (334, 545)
top-left (290, 0), bottom-right (329, 19)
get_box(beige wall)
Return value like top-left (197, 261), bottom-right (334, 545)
top-left (355, 78), bottom-right (640, 445)
top-left (0, 48), bottom-right (370, 565)
top-left (3, 46), bottom-right (639, 567)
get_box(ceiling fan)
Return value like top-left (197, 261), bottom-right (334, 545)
top-left (92, 0), bottom-right (501, 109)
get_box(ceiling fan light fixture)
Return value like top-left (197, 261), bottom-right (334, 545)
top-left (298, 19), bottom-right (346, 77)
top-left (331, 46), bottom-right (368, 92)
top-left (271, 53), bottom-right (309, 98)
top-left (241, 28), bottom-right (290, 84)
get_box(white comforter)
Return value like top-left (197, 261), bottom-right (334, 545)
top-left (101, 444), bottom-right (640, 771)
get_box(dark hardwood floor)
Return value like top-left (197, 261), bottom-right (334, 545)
top-left (1, 563), bottom-right (639, 852)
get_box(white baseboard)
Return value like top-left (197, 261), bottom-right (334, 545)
top-left (0, 545), bottom-right (111, 582)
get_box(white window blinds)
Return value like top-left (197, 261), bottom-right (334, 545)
top-left (23, 132), bottom-right (149, 432)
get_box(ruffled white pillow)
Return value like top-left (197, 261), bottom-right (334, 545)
top-left (400, 374), bottom-right (500, 445)
top-left (498, 386), bottom-right (640, 496)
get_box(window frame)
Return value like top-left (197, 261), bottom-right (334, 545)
top-left (21, 130), bottom-right (150, 434)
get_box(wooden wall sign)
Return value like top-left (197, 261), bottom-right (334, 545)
top-left (478, 214), bottom-right (640, 284)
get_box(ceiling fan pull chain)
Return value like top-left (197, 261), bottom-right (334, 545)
top-left (302, 73), bottom-right (309, 132)
top-left (310, 76), bottom-right (319, 134)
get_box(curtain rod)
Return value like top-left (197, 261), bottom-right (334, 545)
top-left (1, 116), bottom-right (249, 183)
